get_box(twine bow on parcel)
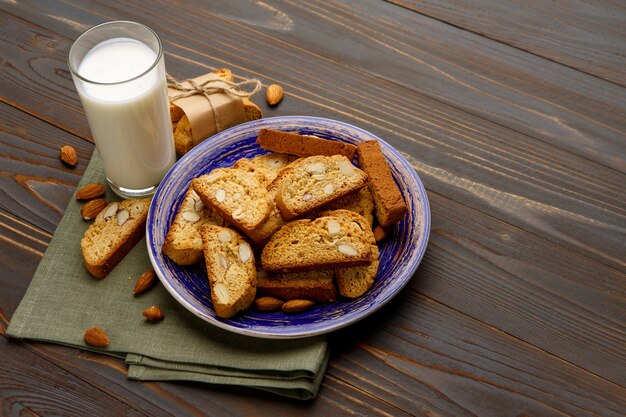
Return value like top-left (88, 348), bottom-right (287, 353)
top-left (167, 72), bottom-right (262, 147)
top-left (166, 73), bottom-right (262, 102)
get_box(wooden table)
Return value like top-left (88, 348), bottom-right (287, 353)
top-left (1, 1), bottom-right (625, 415)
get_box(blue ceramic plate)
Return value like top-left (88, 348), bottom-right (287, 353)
top-left (147, 116), bottom-right (430, 339)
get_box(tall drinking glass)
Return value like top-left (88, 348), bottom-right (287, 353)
top-left (68, 21), bottom-right (176, 198)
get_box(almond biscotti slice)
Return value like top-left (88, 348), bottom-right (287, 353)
top-left (81, 199), bottom-right (151, 279)
top-left (192, 168), bottom-right (272, 233)
top-left (200, 225), bottom-right (256, 318)
top-left (233, 153), bottom-right (297, 188)
top-left (357, 140), bottom-right (407, 226)
top-left (242, 158), bottom-right (305, 243)
top-left (257, 129), bottom-right (357, 159)
top-left (275, 155), bottom-right (368, 221)
top-left (315, 187), bottom-right (375, 226)
top-left (261, 215), bottom-right (372, 273)
top-left (256, 269), bottom-right (337, 302)
top-left (162, 187), bottom-right (224, 265)
top-left (320, 209), bottom-right (379, 298)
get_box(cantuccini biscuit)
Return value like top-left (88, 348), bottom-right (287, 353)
top-left (356, 140), bottom-right (407, 226)
top-left (257, 129), bottom-right (357, 160)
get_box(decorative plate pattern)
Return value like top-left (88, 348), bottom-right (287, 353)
top-left (146, 116), bottom-right (430, 339)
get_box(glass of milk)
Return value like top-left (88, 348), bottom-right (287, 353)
top-left (68, 21), bottom-right (176, 198)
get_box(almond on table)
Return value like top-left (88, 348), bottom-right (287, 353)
top-left (133, 269), bottom-right (158, 295)
top-left (81, 198), bottom-right (107, 221)
top-left (84, 326), bottom-right (109, 347)
top-left (60, 145), bottom-right (78, 167)
top-left (76, 182), bottom-right (105, 200)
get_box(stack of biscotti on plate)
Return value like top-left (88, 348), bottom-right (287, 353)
top-left (162, 128), bottom-right (407, 317)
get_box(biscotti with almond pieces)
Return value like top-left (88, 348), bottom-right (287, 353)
top-left (192, 168), bottom-right (272, 233)
top-left (233, 153), bottom-right (297, 188)
top-left (257, 129), bottom-right (357, 160)
top-left (275, 155), bottom-right (368, 220)
top-left (200, 225), bottom-right (256, 318)
top-left (320, 209), bottom-right (379, 298)
top-left (261, 214), bottom-right (372, 273)
top-left (162, 187), bottom-right (224, 265)
top-left (357, 140), bottom-right (407, 226)
top-left (81, 199), bottom-right (151, 279)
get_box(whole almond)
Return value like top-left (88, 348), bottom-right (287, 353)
top-left (60, 145), bottom-right (78, 167)
top-left (266, 84), bottom-right (283, 106)
top-left (254, 296), bottom-right (284, 312)
top-left (133, 269), bottom-right (157, 295)
top-left (212, 67), bottom-right (233, 82)
top-left (84, 326), bottom-right (110, 347)
top-left (76, 183), bottom-right (105, 200)
top-left (81, 198), bottom-right (108, 220)
top-left (282, 299), bottom-right (315, 314)
top-left (143, 305), bottom-right (165, 322)
top-left (373, 225), bottom-right (387, 242)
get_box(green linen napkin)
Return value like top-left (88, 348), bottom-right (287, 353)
top-left (7, 150), bottom-right (328, 400)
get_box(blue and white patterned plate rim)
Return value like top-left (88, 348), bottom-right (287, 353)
top-left (146, 116), bottom-right (430, 339)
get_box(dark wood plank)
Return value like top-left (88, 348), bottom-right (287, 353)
top-left (331, 291), bottom-right (626, 417)
top-left (0, 339), bottom-right (148, 417)
top-left (160, 0), bottom-right (626, 172)
top-left (3, 0), bottom-right (625, 173)
top-left (2, 214), bottom-right (624, 416)
top-left (0, 102), bottom-right (92, 233)
top-left (2, 3), bottom-right (625, 273)
top-left (389, 0), bottom-right (626, 86)
top-left (422, 191), bottom-right (626, 386)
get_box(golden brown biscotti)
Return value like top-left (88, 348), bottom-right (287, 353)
top-left (320, 209), bottom-right (379, 298)
top-left (256, 270), bottom-right (337, 302)
top-left (232, 153), bottom-right (297, 188)
top-left (261, 215), bottom-right (372, 273)
top-left (316, 186), bottom-right (375, 226)
top-left (275, 155), bottom-right (368, 220)
top-left (192, 168), bottom-right (272, 233)
top-left (162, 187), bottom-right (225, 265)
top-left (357, 140), bottom-right (407, 226)
top-left (81, 199), bottom-right (151, 279)
top-left (257, 129), bottom-right (357, 159)
top-left (243, 158), bottom-right (306, 243)
top-left (244, 190), bottom-right (283, 244)
top-left (200, 225), bottom-right (256, 318)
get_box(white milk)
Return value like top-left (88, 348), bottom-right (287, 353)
top-left (76, 38), bottom-right (175, 191)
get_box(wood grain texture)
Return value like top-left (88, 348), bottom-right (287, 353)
top-left (172, 0), bottom-right (626, 172)
top-left (0, 338), bottom-right (148, 417)
top-left (422, 191), bottom-right (626, 386)
top-left (3, 1), bottom-right (625, 273)
top-left (390, 0), bottom-right (626, 86)
top-left (0, 103), bottom-right (91, 233)
top-left (329, 290), bottom-right (626, 417)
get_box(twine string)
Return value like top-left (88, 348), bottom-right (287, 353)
top-left (167, 73), bottom-right (262, 102)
